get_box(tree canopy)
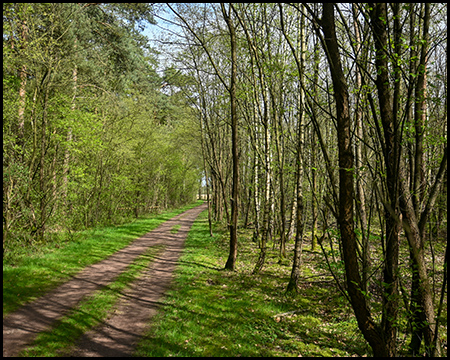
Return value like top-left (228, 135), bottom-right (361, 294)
top-left (3, 3), bottom-right (203, 247)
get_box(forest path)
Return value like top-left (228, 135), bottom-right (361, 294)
top-left (3, 203), bottom-right (207, 357)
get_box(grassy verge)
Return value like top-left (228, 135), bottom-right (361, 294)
top-left (20, 244), bottom-right (166, 357)
top-left (3, 201), bottom-right (203, 316)
top-left (134, 211), bottom-right (371, 357)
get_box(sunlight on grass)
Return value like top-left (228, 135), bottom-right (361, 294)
top-left (3, 201), bottom-right (202, 317)
top-left (20, 245), bottom-right (165, 357)
top-left (134, 211), bottom-right (371, 357)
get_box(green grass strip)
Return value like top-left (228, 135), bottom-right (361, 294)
top-left (20, 244), bottom-right (165, 357)
top-left (170, 224), bottom-right (182, 234)
top-left (3, 201), bottom-right (202, 316)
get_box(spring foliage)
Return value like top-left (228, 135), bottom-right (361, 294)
top-left (3, 3), bottom-right (202, 251)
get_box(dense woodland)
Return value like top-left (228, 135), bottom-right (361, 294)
top-left (3, 3), bottom-right (203, 243)
top-left (3, 3), bottom-right (447, 357)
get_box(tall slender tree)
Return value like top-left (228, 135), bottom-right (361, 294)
top-left (309, 3), bottom-right (389, 355)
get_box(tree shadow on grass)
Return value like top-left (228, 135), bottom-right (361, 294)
top-left (177, 259), bottom-right (223, 271)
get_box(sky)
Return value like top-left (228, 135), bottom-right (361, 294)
top-left (141, 4), bottom-right (183, 72)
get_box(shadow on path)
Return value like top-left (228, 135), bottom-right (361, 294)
top-left (2, 203), bottom-right (207, 357)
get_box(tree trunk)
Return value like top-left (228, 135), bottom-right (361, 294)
top-left (200, 111), bottom-right (213, 237)
top-left (413, 3), bottom-right (429, 216)
top-left (352, 4), bottom-right (369, 293)
top-left (409, 4), bottom-right (431, 354)
top-left (222, 4), bottom-right (239, 271)
top-left (250, 4), bottom-right (274, 274)
top-left (252, 102), bottom-right (272, 274)
top-left (38, 70), bottom-right (51, 242)
top-left (18, 19), bottom-right (28, 140)
top-left (273, 100), bottom-right (287, 259)
top-left (369, 4), bottom-right (401, 355)
top-left (310, 34), bottom-right (320, 252)
top-left (286, 86), bottom-right (305, 292)
top-left (281, 5), bottom-right (306, 292)
top-left (63, 61), bottom-right (76, 209)
top-left (398, 153), bottom-right (445, 357)
top-left (405, 145), bottom-right (447, 357)
top-left (320, 4), bottom-right (387, 356)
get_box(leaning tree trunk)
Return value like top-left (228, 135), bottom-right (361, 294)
top-left (369, 4), bottom-right (401, 355)
top-left (319, 3), bottom-right (388, 356)
top-left (408, 4), bottom-right (433, 355)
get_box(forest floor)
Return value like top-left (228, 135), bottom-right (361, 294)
top-left (135, 212), bottom-right (447, 357)
top-left (3, 202), bottom-right (447, 357)
top-left (2, 202), bottom-right (207, 357)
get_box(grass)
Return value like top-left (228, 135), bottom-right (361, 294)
top-left (3, 200), bottom-right (203, 317)
top-left (134, 211), bottom-right (372, 357)
top-left (4, 201), bottom-right (446, 356)
top-left (20, 244), bottom-right (166, 357)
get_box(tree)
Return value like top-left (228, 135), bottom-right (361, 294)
top-left (167, 3), bottom-right (240, 270)
top-left (315, 4), bottom-right (388, 356)
top-left (367, 4), bottom-right (401, 355)
top-left (368, 4), bottom-right (445, 356)
top-left (221, 3), bottom-right (239, 271)
top-left (278, 3), bottom-right (306, 293)
top-left (3, 3), bottom-right (202, 254)
top-left (96, 4), bottom-right (447, 355)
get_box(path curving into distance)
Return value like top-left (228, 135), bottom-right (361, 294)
top-left (3, 203), bottom-right (207, 357)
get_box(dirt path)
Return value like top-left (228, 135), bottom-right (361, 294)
top-left (3, 203), bottom-right (207, 357)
